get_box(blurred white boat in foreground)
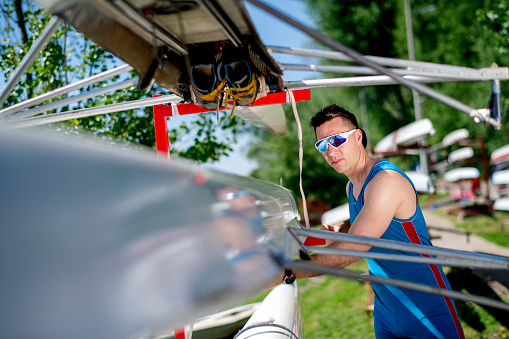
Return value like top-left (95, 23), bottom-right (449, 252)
top-left (0, 127), bottom-right (303, 339)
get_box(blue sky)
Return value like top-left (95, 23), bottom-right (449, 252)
top-left (245, 0), bottom-right (319, 82)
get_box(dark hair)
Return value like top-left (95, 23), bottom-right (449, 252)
top-left (310, 104), bottom-right (367, 148)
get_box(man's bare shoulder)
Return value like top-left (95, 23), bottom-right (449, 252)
top-left (365, 169), bottom-right (414, 196)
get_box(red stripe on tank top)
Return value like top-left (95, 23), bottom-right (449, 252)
top-left (401, 221), bottom-right (465, 339)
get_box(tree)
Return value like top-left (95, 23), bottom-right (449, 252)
top-left (1, 0), bottom-right (252, 163)
top-left (300, 0), bottom-right (509, 153)
top-left (475, 1), bottom-right (509, 153)
top-left (249, 0), bottom-right (509, 209)
top-left (303, 0), bottom-right (412, 141)
top-left (248, 0), bottom-right (420, 207)
top-left (408, 0), bottom-right (509, 154)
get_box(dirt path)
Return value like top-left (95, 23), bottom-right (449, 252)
top-left (423, 209), bottom-right (509, 257)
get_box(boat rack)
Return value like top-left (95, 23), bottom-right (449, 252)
top-left (280, 226), bottom-right (509, 311)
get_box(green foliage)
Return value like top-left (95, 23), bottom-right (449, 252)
top-left (301, 0), bottom-right (509, 153)
top-left (1, 1), bottom-right (70, 102)
top-left (1, 0), bottom-right (250, 163)
top-left (303, 0), bottom-right (411, 131)
top-left (304, 0), bottom-right (399, 58)
top-left (250, 0), bottom-right (509, 207)
top-left (408, 0), bottom-right (509, 154)
top-left (169, 112), bottom-right (252, 163)
top-left (461, 301), bottom-right (509, 338)
top-left (478, 1), bottom-right (509, 53)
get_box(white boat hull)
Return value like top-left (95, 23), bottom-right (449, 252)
top-left (448, 147), bottom-right (474, 164)
top-left (0, 128), bottom-right (303, 339)
top-left (494, 197), bottom-right (509, 211)
top-left (442, 128), bottom-right (469, 147)
top-left (491, 144), bottom-right (509, 164)
top-left (405, 171), bottom-right (435, 194)
top-left (374, 118), bottom-right (434, 153)
top-left (321, 203), bottom-right (350, 225)
top-left (492, 170), bottom-right (509, 185)
top-left (234, 283), bottom-right (301, 339)
top-left (443, 167), bottom-right (480, 182)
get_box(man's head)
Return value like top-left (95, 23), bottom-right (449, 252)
top-left (310, 104), bottom-right (368, 175)
top-left (310, 104), bottom-right (367, 148)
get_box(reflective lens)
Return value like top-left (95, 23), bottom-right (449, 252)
top-left (225, 190), bottom-right (251, 200)
top-left (315, 129), bottom-right (357, 152)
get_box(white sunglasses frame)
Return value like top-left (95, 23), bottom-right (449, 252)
top-left (315, 128), bottom-right (357, 152)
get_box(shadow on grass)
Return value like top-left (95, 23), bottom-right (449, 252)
top-left (447, 268), bottom-right (509, 333)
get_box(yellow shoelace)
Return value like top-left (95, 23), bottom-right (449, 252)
top-left (197, 73), bottom-right (257, 118)
top-left (198, 77), bottom-right (227, 103)
top-left (224, 74), bottom-right (257, 118)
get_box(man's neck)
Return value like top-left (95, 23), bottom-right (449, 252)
top-left (346, 152), bottom-right (377, 187)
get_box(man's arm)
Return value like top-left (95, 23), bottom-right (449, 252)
top-left (268, 171), bottom-right (414, 286)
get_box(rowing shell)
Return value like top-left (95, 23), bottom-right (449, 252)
top-left (404, 171), bottom-right (435, 194)
top-left (443, 167), bottom-right (480, 182)
top-left (441, 128), bottom-right (469, 147)
top-left (491, 144), bottom-right (509, 164)
top-left (374, 118), bottom-right (434, 153)
top-left (321, 203), bottom-right (349, 225)
top-left (448, 147), bottom-right (474, 163)
top-left (0, 127), bottom-right (304, 339)
top-left (234, 283), bottom-right (301, 339)
top-left (492, 169), bottom-right (509, 185)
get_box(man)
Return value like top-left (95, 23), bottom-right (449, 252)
top-left (279, 104), bottom-right (465, 338)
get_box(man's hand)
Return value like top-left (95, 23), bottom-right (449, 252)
top-left (321, 220), bottom-right (350, 233)
top-left (321, 223), bottom-right (341, 232)
top-left (321, 220), bottom-right (350, 246)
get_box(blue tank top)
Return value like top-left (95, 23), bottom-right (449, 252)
top-left (348, 160), bottom-right (464, 339)
top-left (348, 160), bottom-right (432, 275)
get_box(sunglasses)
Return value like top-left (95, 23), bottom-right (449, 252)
top-left (225, 190), bottom-right (251, 200)
top-left (315, 129), bottom-right (357, 153)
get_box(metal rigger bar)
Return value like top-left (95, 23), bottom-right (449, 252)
top-left (269, 46), bottom-right (509, 79)
top-left (281, 63), bottom-right (507, 81)
top-left (3, 78), bottom-right (138, 123)
top-left (0, 64), bottom-right (133, 119)
top-left (286, 260), bottom-right (509, 311)
top-left (284, 75), bottom-right (458, 89)
top-left (5, 94), bottom-right (181, 129)
top-left (306, 247), bottom-right (490, 269)
top-left (247, 0), bottom-right (502, 129)
top-left (292, 228), bottom-right (509, 270)
top-left (283, 227), bottom-right (509, 311)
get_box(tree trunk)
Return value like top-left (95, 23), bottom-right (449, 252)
top-left (14, 0), bottom-right (33, 97)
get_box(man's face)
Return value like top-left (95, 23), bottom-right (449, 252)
top-left (315, 117), bottom-right (360, 174)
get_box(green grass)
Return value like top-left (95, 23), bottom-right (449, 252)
top-left (298, 263), bottom-right (375, 338)
top-left (457, 211), bottom-right (509, 247)
top-left (421, 193), bottom-right (509, 247)
top-left (462, 304), bottom-right (509, 339)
